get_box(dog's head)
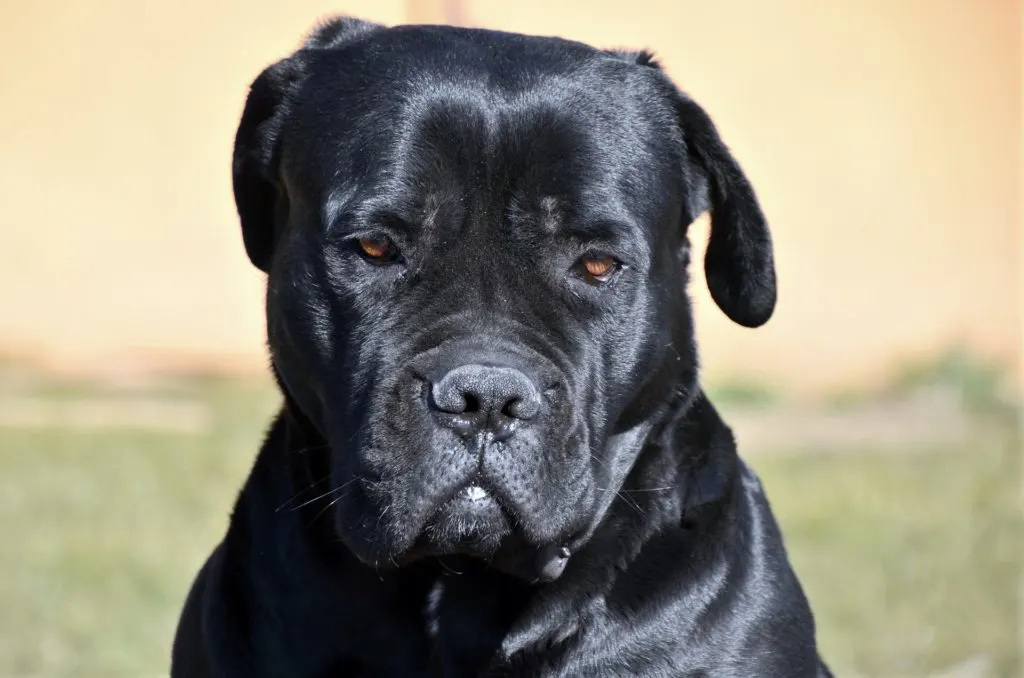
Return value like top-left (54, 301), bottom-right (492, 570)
top-left (233, 19), bottom-right (775, 578)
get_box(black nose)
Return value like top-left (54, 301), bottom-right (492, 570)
top-left (430, 364), bottom-right (542, 438)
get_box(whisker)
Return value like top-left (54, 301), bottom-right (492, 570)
top-left (374, 504), bottom-right (391, 531)
top-left (275, 480), bottom-right (329, 513)
top-left (308, 492), bottom-right (346, 526)
top-left (439, 559), bottom-right (464, 575)
top-left (616, 491), bottom-right (645, 516)
top-left (277, 475), bottom-right (362, 513)
top-left (288, 443), bottom-right (331, 457)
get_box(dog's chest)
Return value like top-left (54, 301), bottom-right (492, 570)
top-left (425, 579), bottom-right (522, 677)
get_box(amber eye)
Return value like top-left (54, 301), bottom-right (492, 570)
top-left (577, 254), bottom-right (620, 283)
top-left (356, 236), bottom-right (397, 263)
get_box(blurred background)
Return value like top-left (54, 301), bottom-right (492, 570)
top-left (0, 0), bottom-right (1019, 676)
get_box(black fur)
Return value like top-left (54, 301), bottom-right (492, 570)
top-left (173, 18), bottom-right (830, 677)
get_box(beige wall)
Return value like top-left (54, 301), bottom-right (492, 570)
top-left (0, 0), bottom-right (1019, 394)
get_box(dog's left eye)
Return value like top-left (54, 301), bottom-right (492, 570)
top-left (355, 236), bottom-right (401, 265)
top-left (574, 254), bottom-right (622, 284)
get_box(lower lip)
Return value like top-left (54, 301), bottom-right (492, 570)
top-left (449, 486), bottom-right (502, 519)
top-left (464, 485), bottom-right (489, 502)
top-left (429, 485), bottom-right (509, 539)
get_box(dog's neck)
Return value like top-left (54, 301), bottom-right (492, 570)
top-left (224, 382), bottom-right (740, 675)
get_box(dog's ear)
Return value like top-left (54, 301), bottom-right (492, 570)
top-left (232, 17), bottom-right (383, 272)
top-left (605, 50), bottom-right (776, 327)
top-left (675, 93), bottom-right (776, 328)
top-left (232, 57), bottom-right (303, 272)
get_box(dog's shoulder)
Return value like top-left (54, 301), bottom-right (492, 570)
top-left (170, 545), bottom-right (216, 678)
top-left (492, 395), bottom-right (822, 676)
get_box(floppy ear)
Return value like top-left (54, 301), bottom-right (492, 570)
top-left (232, 57), bottom-right (303, 272)
top-left (676, 94), bottom-right (777, 328)
top-left (232, 17), bottom-right (383, 272)
top-left (603, 49), bottom-right (776, 327)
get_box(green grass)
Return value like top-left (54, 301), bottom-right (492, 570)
top-left (704, 377), bottom-right (781, 409)
top-left (0, 377), bottom-right (281, 677)
top-left (0, 374), bottom-right (1019, 677)
top-left (752, 423), bottom-right (1021, 677)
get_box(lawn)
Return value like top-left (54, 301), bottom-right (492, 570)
top-left (0, 372), bottom-right (1019, 677)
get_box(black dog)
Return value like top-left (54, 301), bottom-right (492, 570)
top-left (171, 17), bottom-right (832, 677)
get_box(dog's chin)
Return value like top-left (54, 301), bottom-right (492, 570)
top-left (339, 485), bottom-right (592, 583)
top-left (380, 486), bottom-right (546, 582)
top-left (418, 485), bottom-right (514, 558)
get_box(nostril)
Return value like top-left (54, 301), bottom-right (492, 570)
top-left (463, 393), bottom-right (481, 414)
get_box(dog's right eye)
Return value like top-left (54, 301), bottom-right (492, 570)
top-left (572, 253), bottom-right (622, 285)
top-left (354, 236), bottom-right (401, 265)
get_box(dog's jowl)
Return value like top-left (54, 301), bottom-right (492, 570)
top-left (171, 17), bottom-right (833, 678)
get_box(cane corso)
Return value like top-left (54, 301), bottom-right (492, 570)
top-left (171, 17), bottom-right (832, 677)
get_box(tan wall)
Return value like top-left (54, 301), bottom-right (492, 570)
top-left (0, 0), bottom-right (1019, 394)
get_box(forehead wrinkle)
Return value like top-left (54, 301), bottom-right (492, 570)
top-left (292, 44), bottom-right (661, 217)
top-left (323, 185), bottom-right (359, 231)
top-left (538, 196), bottom-right (561, 234)
top-left (375, 89), bottom-right (493, 216)
top-left (387, 69), bottom-right (606, 169)
top-left (319, 67), bottom-right (660, 241)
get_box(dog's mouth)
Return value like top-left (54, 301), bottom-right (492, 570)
top-left (419, 478), bottom-right (515, 556)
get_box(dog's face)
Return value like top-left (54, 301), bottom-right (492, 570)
top-left (233, 20), bottom-right (776, 578)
